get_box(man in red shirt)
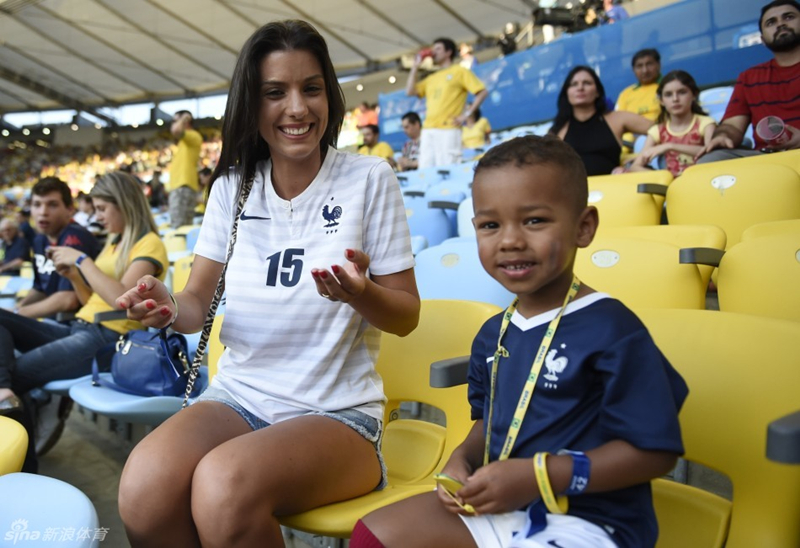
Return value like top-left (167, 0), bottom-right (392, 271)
top-left (698, 0), bottom-right (800, 163)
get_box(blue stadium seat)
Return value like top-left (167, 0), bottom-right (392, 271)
top-left (414, 240), bottom-right (514, 308)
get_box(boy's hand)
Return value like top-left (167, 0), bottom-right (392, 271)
top-left (436, 459), bottom-right (474, 514)
top-left (458, 458), bottom-right (539, 515)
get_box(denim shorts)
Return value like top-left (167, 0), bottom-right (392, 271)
top-left (192, 384), bottom-right (388, 490)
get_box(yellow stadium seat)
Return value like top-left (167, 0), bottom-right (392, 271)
top-left (589, 169), bottom-right (674, 207)
top-left (601, 225), bottom-right (726, 287)
top-left (639, 309), bottom-right (800, 548)
top-left (741, 219), bottom-right (800, 242)
top-left (0, 416), bottom-right (27, 476)
top-left (716, 231), bottom-right (800, 322)
top-left (575, 234), bottom-right (710, 309)
top-left (717, 149), bottom-right (800, 175)
top-left (587, 178), bottom-right (668, 232)
top-left (279, 300), bottom-right (500, 538)
top-left (208, 313), bottom-right (225, 381)
top-left (162, 232), bottom-right (188, 254)
top-left (666, 162), bottom-right (800, 251)
top-left (172, 254), bottom-right (194, 293)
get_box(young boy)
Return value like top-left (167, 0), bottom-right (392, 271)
top-left (352, 135), bottom-right (688, 548)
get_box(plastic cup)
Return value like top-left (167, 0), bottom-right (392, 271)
top-left (756, 116), bottom-right (789, 145)
top-left (419, 47), bottom-right (433, 59)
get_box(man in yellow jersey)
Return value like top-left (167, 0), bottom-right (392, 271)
top-left (406, 37), bottom-right (488, 169)
top-left (167, 110), bottom-right (202, 229)
top-left (357, 124), bottom-right (397, 168)
top-left (616, 49), bottom-right (662, 151)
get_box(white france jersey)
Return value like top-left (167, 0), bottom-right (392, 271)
top-left (194, 147), bottom-right (414, 424)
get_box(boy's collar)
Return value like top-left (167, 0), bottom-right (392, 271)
top-left (510, 292), bottom-right (609, 332)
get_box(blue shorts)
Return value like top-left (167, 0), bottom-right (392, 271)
top-left (192, 384), bottom-right (388, 490)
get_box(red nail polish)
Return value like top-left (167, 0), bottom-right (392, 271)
top-left (312, 270), bottom-right (320, 278)
top-left (331, 265), bottom-right (340, 274)
top-left (146, 301), bottom-right (155, 310)
top-left (320, 271), bottom-right (328, 279)
top-left (346, 249), bottom-right (355, 259)
top-left (138, 283), bottom-right (146, 291)
top-left (160, 308), bottom-right (170, 316)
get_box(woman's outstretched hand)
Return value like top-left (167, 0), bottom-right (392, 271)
top-left (311, 248), bottom-right (370, 303)
top-left (116, 275), bottom-right (175, 329)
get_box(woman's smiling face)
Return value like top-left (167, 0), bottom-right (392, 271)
top-left (257, 49), bottom-right (329, 168)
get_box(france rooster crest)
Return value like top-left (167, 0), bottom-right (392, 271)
top-left (322, 197), bottom-right (342, 233)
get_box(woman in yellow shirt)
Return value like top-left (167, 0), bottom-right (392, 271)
top-left (462, 106), bottom-right (492, 149)
top-left (0, 172), bottom-right (167, 424)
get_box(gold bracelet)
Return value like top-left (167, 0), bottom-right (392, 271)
top-left (533, 452), bottom-right (568, 514)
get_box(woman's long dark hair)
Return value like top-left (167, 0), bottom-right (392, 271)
top-left (549, 65), bottom-right (608, 136)
top-left (656, 70), bottom-right (707, 124)
top-left (210, 20), bottom-right (346, 194)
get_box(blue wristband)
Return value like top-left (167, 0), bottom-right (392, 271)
top-left (558, 450), bottom-right (590, 495)
top-left (75, 254), bottom-right (88, 267)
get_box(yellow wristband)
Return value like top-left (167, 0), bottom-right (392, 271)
top-left (533, 452), bottom-right (569, 515)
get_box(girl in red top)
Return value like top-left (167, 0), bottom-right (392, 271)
top-left (628, 70), bottom-right (716, 176)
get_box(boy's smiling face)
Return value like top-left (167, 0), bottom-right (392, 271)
top-left (472, 163), bottom-right (597, 317)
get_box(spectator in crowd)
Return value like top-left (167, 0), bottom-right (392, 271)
top-left (459, 42), bottom-right (477, 70)
top-left (0, 218), bottom-right (30, 276)
top-left (147, 170), bottom-right (169, 211)
top-left (15, 178), bottom-right (101, 319)
top-left (497, 22), bottom-right (518, 56)
top-left (625, 70), bottom-right (716, 176)
top-left (0, 172), bottom-right (167, 465)
top-left (358, 124), bottom-right (396, 167)
top-left (462, 105), bottom-right (492, 149)
top-left (616, 49), bottom-right (662, 151)
top-left (72, 192), bottom-right (92, 227)
top-left (397, 112), bottom-right (422, 172)
top-left (116, 20), bottom-right (418, 546)
top-left (356, 101), bottom-right (379, 128)
top-left (698, 0), bottom-right (800, 162)
top-left (16, 208), bottom-right (35, 249)
top-left (168, 110), bottom-right (202, 229)
top-left (406, 37), bottom-right (489, 169)
top-left (601, 0), bottom-right (630, 24)
top-left (550, 66), bottom-right (653, 175)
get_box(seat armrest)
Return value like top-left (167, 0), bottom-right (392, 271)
top-left (637, 183), bottom-right (669, 196)
top-left (679, 248), bottom-right (725, 267)
top-left (429, 200), bottom-right (460, 211)
top-left (93, 310), bottom-right (128, 323)
top-left (767, 410), bottom-right (800, 464)
top-left (404, 190), bottom-right (425, 198)
top-left (55, 312), bottom-right (77, 322)
top-left (430, 356), bottom-right (469, 388)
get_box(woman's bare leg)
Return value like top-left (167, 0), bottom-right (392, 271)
top-left (118, 401), bottom-right (251, 547)
top-left (191, 414), bottom-right (382, 547)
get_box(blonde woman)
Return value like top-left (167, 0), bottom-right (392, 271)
top-left (0, 172), bottom-right (167, 424)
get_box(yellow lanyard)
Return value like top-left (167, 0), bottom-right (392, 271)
top-left (483, 276), bottom-right (581, 465)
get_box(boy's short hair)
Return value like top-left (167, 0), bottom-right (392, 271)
top-left (474, 135), bottom-right (588, 213)
top-left (32, 177), bottom-right (73, 208)
top-left (363, 124), bottom-right (380, 135)
top-left (433, 37), bottom-right (457, 59)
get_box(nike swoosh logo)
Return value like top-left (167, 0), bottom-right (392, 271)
top-left (547, 541), bottom-right (565, 548)
top-left (240, 212), bottom-right (271, 221)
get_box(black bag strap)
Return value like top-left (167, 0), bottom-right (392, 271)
top-left (182, 174), bottom-right (254, 408)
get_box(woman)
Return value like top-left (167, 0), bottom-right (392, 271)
top-left (549, 66), bottom-right (653, 175)
top-left (461, 105), bottom-right (492, 149)
top-left (0, 172), bottom-right (167, 415)
top-left (116, 20), bottom-right (419, 547)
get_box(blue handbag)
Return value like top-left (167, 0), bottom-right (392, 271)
top-left (92, 330), bottom-right (192, 397)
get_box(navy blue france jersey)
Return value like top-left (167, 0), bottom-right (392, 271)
top-left (32, 223), bottom-right (100, 296)
top-left (468, 293), bottom-right (688, 548)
